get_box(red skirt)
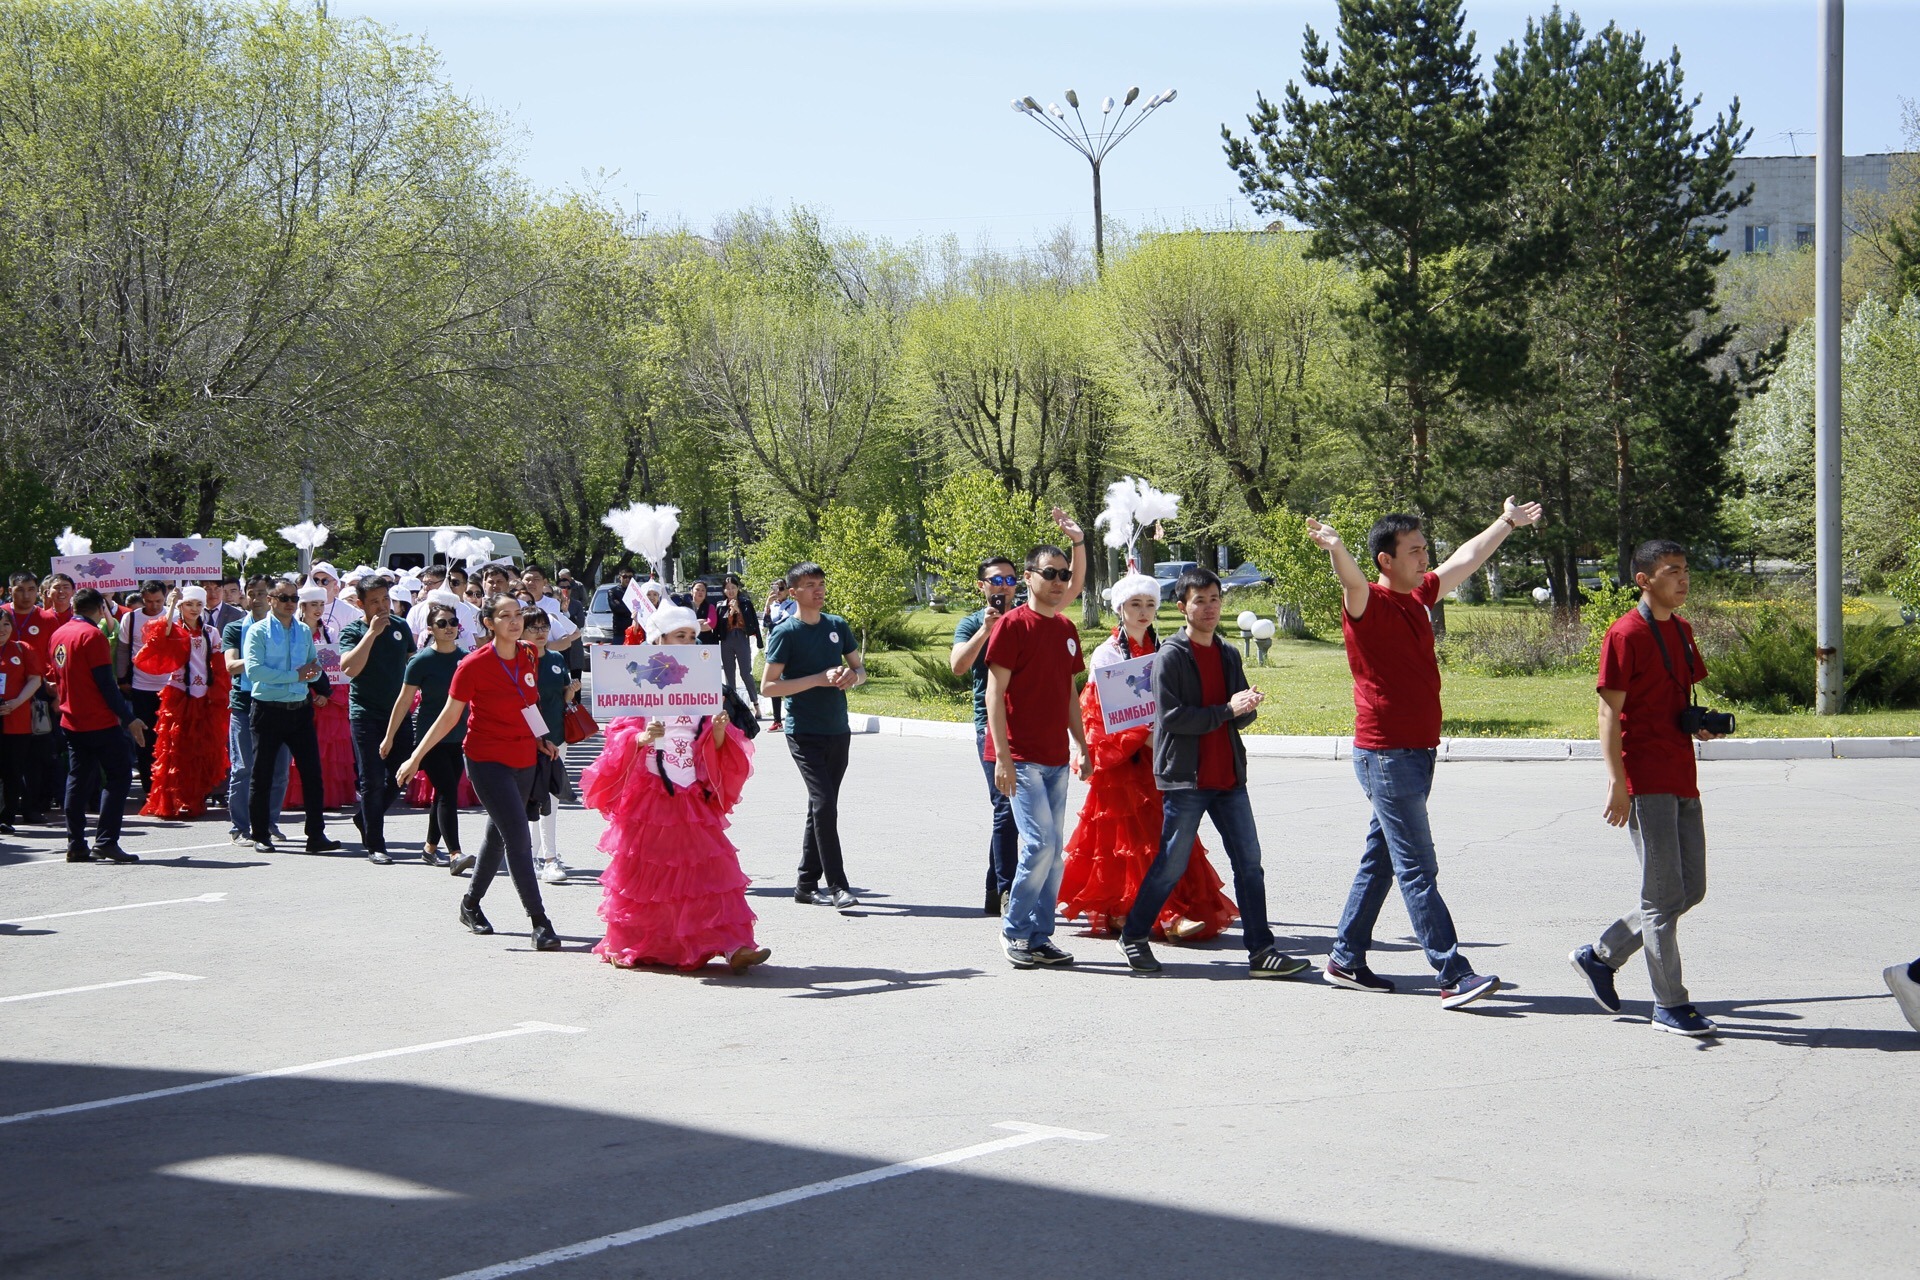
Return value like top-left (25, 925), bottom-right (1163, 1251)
top-left (139, 689), bottom-right (230, 819)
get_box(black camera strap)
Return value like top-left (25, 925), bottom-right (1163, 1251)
top-left (1636, 600), bottom-right (1699, 709)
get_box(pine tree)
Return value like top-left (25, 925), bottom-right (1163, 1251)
top-left (1222, 0), bottom-right (1533, 515)
top-left (1486, 8), bottom-right (1765, 593)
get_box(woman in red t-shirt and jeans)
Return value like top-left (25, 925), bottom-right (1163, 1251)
top-left (400, 593), bottom-right (561, 951)
top-left (0, 609), bottom-right (46, 832)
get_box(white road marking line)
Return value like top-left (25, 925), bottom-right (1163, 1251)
top-left (0, 892), bottom-right (227, 924)
top-left (0, 841), bottom-right (237, 867)
top-left (439, 1121), bottom-right (1108, 1280)
top-left (0, 970), bottom-right (203, 1005)
top-left (0, 1021), bottom-right (586, 1128)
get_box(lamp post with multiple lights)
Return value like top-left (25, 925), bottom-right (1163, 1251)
top-left (1010, 86), bottom-right (1176, 273)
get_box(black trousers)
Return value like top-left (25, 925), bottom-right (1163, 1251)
top-left (0, 732), bottom-right (32, 823)
top-left (351, 713), bottom-right (410, 853)
top-left (465, 756), bottom-right (547, 924)
top-left (250, 700), bottom-right (327, 843)
top-left (787, 732), bottom-right (851, 891)
top-left (421, 738), bottom-right (465, 853)
top-left (128, 688), bottom-right (161, 791)
top-left (64, 726), bottom-right (132, 848)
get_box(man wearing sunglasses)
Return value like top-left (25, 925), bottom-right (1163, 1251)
top-left (242, 580), bottom-right (341, 854)
top-left (950, 512), bottom-right (1087, 917)
top-left (985, 536), bottom-right (1093, 969)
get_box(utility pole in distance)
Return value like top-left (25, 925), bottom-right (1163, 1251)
top-left (1011, 87), bottom-right (1176, 274)
top-left (1814, 0), bottom-right (1844, 713)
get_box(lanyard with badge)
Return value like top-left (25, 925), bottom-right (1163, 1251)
top-left (495, 645), bottom-right (548, 738)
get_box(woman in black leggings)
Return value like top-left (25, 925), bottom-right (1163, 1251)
top-left (399, 592), bottom-right (560, 951)
top-left (382, 600), bottom-right (467, 869)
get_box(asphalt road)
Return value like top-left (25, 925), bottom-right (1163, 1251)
top-left (2, 737), bottom-right (1916, 1279)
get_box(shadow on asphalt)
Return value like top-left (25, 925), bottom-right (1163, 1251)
top-left (0, 1063), bottom-right (1614, 1280)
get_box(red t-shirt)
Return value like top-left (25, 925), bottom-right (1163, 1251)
top-left (51, 618), bottom-right (119, 733)
top-left (1341, 572), bottom-right (1444, 750)
top-left (0, 640), bottom-right (44, 733)
top-left (1598, 607), bottom-right (1704, 798)
top-left (4, 604), bottom-right (58, 669)
top-left (1190, 634), bottom-right (1238, 790)
top-left (448, 641), bottom-right (541, 768)
top-left (983, 605), bottom-right (1086, 766)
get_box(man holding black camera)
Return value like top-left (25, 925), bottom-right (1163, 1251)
top-left (1570, 539), bottom-right (1727, 1037)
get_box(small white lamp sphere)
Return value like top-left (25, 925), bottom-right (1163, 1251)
top-left (1236, 610), bottom-right (1258, 631)
top-left (1252, 618), bottom-right (1276, 640)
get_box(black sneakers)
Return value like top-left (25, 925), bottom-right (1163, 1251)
top-left (1439, 972), bottom-right (1501, 1009)
top-left (459, 897), bottom-right (493, 935)
top-left (1249, 948), bottom-right (1312, 979)
top-left (1570, 945), bottom-right (1623, 1013)
top-left (1117, 935), bottom-right (1162, 975)
top-left (1029, 940), bottom-right (1075, 967)
top-left (1325, 960), bottom-right (1394, 993)
top-left (530, 919), bottom-right (562, 952)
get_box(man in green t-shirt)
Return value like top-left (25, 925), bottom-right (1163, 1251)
top-left (761, 561), bottom-right (865, 909)
top-left (339, 575), bottom-right (417, 864)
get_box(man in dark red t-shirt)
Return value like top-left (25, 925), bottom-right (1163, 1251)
top-left (1571, 540), bottom-right (1727, 1038)
top-left (50, 590), bottom-right (147, 862)
top-left (1115, 568), bottom-right (1311, 980)
top-left (1307, 499), bottom-right (1542, 1011)
top-left (985, 543), bottom-right (1090, 968)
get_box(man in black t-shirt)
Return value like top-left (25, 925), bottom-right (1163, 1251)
top-left (340, 577), bottom-right (416, 864)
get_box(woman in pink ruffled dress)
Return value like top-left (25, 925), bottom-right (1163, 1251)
top-left (581, 604), bottom-right (769, 974)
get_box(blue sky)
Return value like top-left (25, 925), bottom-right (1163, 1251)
top-left (344, 1), bottom-right (1920, 251)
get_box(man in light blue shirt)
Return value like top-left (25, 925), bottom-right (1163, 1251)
top-left (242, 583), bottom-right (340, 854)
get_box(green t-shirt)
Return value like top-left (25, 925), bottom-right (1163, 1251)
top-left (534, 647), bottom-right (570, 745)
top-left (765, 612), bottom-right (859, 736)
top-left (405, 646), bottom-right (466, 744)
top-left (338, 616), bottom-right (418, 720)
top-left (953, 608), bottom-right (991, 733)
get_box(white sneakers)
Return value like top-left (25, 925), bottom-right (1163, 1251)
top-left (537, 858), bottom-right (569, 885)
top-left (1885, 964), bottom-right (1920, 1034)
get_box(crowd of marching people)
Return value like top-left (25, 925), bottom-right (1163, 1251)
top-left (8, 497), bottom-right (1919, 1038)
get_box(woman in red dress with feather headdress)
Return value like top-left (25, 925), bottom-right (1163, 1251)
top-left (134, 585), bottom-right (231, 819)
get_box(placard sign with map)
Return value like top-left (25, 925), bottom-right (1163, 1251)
top-left (1092, 653), bottom-right (1157, 735)
top-left (130, 538), bottom-right (222, 580)
top-left (592, 645), bottom-right (723, 718)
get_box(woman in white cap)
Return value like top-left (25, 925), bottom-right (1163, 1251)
top-left (581, 603), bottom-right (768, 973)
top-left (1058, 573), bottom-right (1236, 941)
top-left (284, 583), bottom-right (357, 810)
top-left (133, 585), bottom-right (232, 819)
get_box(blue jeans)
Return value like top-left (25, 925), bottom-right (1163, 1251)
top-left (1003, 762), bottom-right (1069, 945)
top-left (1124, 786), bottom-right (1275, 956)
top-left (977, 732), bottom-right (1018, 907)
top-left (1332, 747), bottom-right (1469, 986)
top-left (226, 708), bottom-right (288, 838)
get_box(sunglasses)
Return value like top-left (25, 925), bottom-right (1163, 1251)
top-left (270, 593), bottom-right (297, 603)
top-left (430, 618), bottom-right (459, 629)
top-left (1029, 567), bottom-right (1070, 583)
top-left (984, 575), bottom-right (1019, 587)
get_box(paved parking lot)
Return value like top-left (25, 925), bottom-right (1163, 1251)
top-left (2, 738), bottom-right (1916, 1278)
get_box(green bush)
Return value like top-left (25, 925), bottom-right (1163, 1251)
top-left (861, 610), bottom-right (920, 652)
top-left (1238, 494), bottom-right (1386, 638)
top-left (1438, 613), bottom-right (1584, 676)
top-left (921, 471), bottom-right (1057, 596)
top-left (1577, 580), bottom-right (1641, 669)
top-left (901, 651), bottom-right (972, 703)
top-left (1706, 608), bottom-right (1920, 712)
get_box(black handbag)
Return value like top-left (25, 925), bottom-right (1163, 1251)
top-left (722, 687), bottom-right (760, 740)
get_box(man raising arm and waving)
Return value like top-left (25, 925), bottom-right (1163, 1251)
top-left (1304, 498), bottom-right (1542, 1012)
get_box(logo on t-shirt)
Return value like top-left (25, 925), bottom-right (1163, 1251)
top-left (523, 672), bottom-right (535, 687)
top-left (27, 625), bottom-right (38, 635)
top-left (829, 631), bottom-right (839, 644)
top-left (1067, 637), bottom-right (1078, 656)
top-left (52, 642), bottom-right (67, 666)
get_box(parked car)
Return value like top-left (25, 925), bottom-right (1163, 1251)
top-left (1220, 562), bottom-right (1275, 592)
top-left (582, 583), bottom-right (621, 650)
top-left (1152, 560), bottom-right (1197, 603)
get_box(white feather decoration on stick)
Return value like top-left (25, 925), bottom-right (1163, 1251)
top-left (54, 527), bottom-right (92, 557)
top-left (601, 503), bottom-right (680, 577)
top-left (278, 521), bottom-right (330, 551)
top-left (223, 535), bottom-right (267, 568)
top-left (1093, 477), bottom-right (1181, 553)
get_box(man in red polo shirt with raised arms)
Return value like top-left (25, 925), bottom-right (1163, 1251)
top-left (1307, 497), bottom-right (1542, 1010)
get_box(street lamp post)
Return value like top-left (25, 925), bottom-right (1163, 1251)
top-left (1011, 86), bottom-right (1177, 273)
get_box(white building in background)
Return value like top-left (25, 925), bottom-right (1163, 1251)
top-left (1721, 153), bottom-right (1907, 255)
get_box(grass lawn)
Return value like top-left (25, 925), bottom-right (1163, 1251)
top-left (846, 601), bottom-right (1920, 740)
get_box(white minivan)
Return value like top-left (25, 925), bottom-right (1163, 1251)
top-left (375, 526), bottom-right (525, 574)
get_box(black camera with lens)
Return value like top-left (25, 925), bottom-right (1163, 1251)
top-left (1678, 705), bottom-right (1736, 737)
